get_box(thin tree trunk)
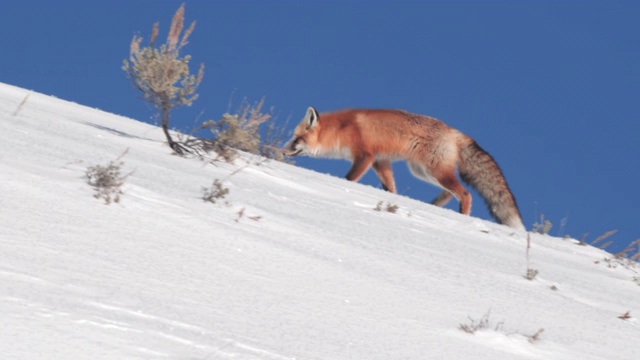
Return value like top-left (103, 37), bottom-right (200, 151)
top-left (160, 101), bottom-right (183, 154)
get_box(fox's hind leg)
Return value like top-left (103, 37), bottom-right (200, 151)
top-left (431, 190), bottom-right (452, 207)
top-left (436, 172), bottom-right (472, 215)
top-left (372, 160), bottom-right (397, 193)
top-left (408, 161), bottom-right (472, 215)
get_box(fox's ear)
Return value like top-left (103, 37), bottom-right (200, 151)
top-left (304, 106), bottom-right (319, 129)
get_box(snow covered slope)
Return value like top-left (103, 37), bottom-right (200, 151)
top-left (1, 82), bottom-right (638, 359)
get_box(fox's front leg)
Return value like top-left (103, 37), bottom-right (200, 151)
top-left (372, 160), bottom-right (397, 193)
top-left (345, 154), bottom-right (375, 182)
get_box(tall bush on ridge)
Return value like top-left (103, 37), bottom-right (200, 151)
top-left (123, 4), bottom-right (204, 154)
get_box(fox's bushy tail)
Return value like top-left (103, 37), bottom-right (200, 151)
top-left (457, 136), bottom-right (525, 230)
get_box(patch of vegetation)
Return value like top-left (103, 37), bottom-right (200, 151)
top-left (123, 4), bottom-right (204, 155)
top-left (524, 268), bottom-right (539, 281)
top-left (618, 311), bottom-right (631, 320)
top-left (532, 214), bottom-right (552, 235)
top-left (85, 150), bottom-right (131, 204)
top-left (374, 201), bottom-right (399, 213)
top-left (201, 179), bottom-right (229, 204)
top-left (458, 310), bottom-right (504, 334)
top-left (235, 207), bottom-right (262, 222)
top-left (123, 4), bottom-right (291, 163)
top-left (459, 310), bottom-right (544, 344)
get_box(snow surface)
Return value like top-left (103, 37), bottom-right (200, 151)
top-left (1, 82), bottom-right (638, 359)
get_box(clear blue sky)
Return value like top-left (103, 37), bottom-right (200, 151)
top-left (2, 1), bottom-right (638, 254)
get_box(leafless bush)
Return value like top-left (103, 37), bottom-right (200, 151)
top-left (590, 230), bottom-right (618, 249)
top-left (235, 207), bottom-right (262, 222)
top-left (374, 201), bottom-right (399, 213)
top-left (86, 150), bottom-right (131, 204)
top-left (176, 130), bottom-right (238, 163)
top-left (459, 310), bottom-right (503, 334)
top-left (618, 311), bottom-right (631, 320)
top-left (206, 98), bottom-right (270, 152)
top-left (260, 111), bottom-right (293, 163)
top-left (613, 238), bottom-right (640, 262)
top-left (181, 97), bottom-right (291, 163)
top-left (527, 328), bottom-right (545, 343)
top-left (524, 268), bottom-right (539, 281)
top-left (532, 214), bottom-right (552, 234)
top-left (201, 179), bottom-right (229, 204)
top-left (459, 310), bottom-right (544, 344)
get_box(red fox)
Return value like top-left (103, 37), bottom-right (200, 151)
top-left (286, 107), bottom-right (525, 230)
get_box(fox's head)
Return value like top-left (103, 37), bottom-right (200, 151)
top-left (286, 106), bottom-right (320, 157)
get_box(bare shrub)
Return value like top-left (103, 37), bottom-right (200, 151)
top-left (459, 310), bottom-right (503, 334)
top-left (182, 97), bottom-right (291, 163)
top-left (595, 240), bottom-right (640, 271)
top-left (578, 229), bottom-right (617, 248)
top-left (524, 268), bottom-right (539, 281)
top-left (578, 232), bottom-right (589, 246)
top-left (374, 201), bottom-right (399, 213)
top-left (591, 230), bottom-right (618, 250)
top-left (532, 214), bottom-right (552, 234)
top-left (86, 150), bottom-right (131, 204)
top-left (235, 207), bottom-right (262, 222)
top-left (618, 311), bottom-right (631, 320)
top-left (460, 310), bottom-right (544, 344)
top-left (123, 4), bottom-right (204, 155)
top-left (176, 129), bottom-right (238, 163)
top-left (260, 111), bottom-right (293, 163)
top-left (613, 238), bottom-right (640, 261)
top-left (206, 98), bottom-right (270, 152)
top-left (201, 179), bottom-right (229, 204)
top-left (527, 328), bottom-right (545, 343)
top-left (213, 114), bottom-right (262, 153)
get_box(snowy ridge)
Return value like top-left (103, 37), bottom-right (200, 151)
top-left (0, 82), bottom-right (638, 359)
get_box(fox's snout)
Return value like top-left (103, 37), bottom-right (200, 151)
top-left (285, 137), bottom-right (304, 157)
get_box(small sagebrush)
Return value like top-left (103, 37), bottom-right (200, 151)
top-left (235, 207), bottom-right (262, 222)
top-left (202, 98), bottom-right (271, 154)
top-left (374, 201), bottom-right (399, 213)
top-left (460, 310), bottom-right (544, 344)
top-left (180, 97), bottom-right (283, 163)
top-left (612, 238), bottom-right (639, 261)
top-left (524, 268), bottom-right (539, 281)
top-left (85, 152), bottom-right (131, 204)
top-left (532, 214), bottom-right (552, 235)
top-left (201, 179), bottom-right (229, 204)
top-left (528, 328), bottom-right (545, 343)
top-left (260, 112), bottom-right (293, 163)
top-left (459, 310), bottom-right (503, 334)
top-left (618, 311), bottom-right (631, 320)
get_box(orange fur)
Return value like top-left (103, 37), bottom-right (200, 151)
top-left (287, 107), bottom-right (525, 230)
